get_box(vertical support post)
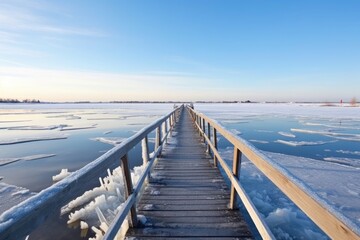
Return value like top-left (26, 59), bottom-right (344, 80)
top-left (162, 122), bottom-right (166, 137)
top-left (230, 147), bottom-right (242, 209)
top-left (155, 126), bottom-right (161, 156)
top-left (202, 118), bottom-right (206, 142)
top-left (141, 136), bottom-right (150, 180)
top-left (207, 122), bottom-right (211, 154)
top-left (164, 121), bottom-right (168, 143)
top-left (213, 127), bottom-right (218, 167)
top-left (121, 154), bottom-right (137, 227)
top-left (142, 136), bottom-right (150, 165)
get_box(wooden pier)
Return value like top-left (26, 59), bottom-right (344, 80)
top-left (126, 107), bottom-right (253, 239)
top-left (1, 105), bottom-right (359, 240)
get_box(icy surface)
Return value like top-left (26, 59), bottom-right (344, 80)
top-left (0, 182), bottom-right (35, 213)
top-left (91, 137), bottom-right (126, 146)
top-left (193, 103), bottom-right (360, 239)
top-left (62, 165), bottom-right (145, 235)
top-left (323, 157), bottom-right (360, 168)
top-left (219, 147), bottom-right (360, 239)
top-left (6, 124), bottom-right (67, 130)
top-left (0, 136), bottom-right (67, 145)
top-left (52, 169), bottom-right (72, 182)
top-left (0, 154), bottom-right (56, 166)
top-left (278, 131), bottom-right (296, 138)
top-left (275, 139), bottom-right (336, 146)
top-left (249, 139), bottom-right (269, 144)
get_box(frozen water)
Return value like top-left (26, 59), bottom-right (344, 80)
top-left (278, 132), bottom-right (296, 138)
top-left (323, 157), bottom-right (360, 168)
top-left (52, 169), bottom-right (72, 182)
top-left (91, 137), bottom-right (126, 146)
top-left (0, 154), bottom-right (56, 166)
top-left (0, 182), bottom-right (35, 213)
top-left (249, 139), bottom-right (269, 144)
top-left (0, 136), bottom-right (67, 145)
top-left (275, 139), bottom-right (336, 147)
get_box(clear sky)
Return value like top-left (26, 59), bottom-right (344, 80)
top-left (0, 0), bottom-right (359, 102)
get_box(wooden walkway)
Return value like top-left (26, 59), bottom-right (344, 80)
top-left (126, 109), bottom-right (253, 239)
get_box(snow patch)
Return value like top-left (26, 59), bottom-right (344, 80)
top-left (52, 169), bottom-right (72, 182)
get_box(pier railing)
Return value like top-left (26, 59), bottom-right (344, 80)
top-left (0, 105), bottom-right (183, 240)
top-left (187, 106), bottom-right (359, 240)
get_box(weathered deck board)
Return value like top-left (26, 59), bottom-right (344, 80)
top-left (125, 109), bottom-right (253, 239)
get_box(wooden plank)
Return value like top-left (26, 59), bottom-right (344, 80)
top-left (126, 227), bottom-right (252, 238)
top-left (139, 199), bottom-right (230, 205)
top-left (137, 210), bottom-right (240, 218)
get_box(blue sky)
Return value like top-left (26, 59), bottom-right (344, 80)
top-left (0, 0), bottom-right (359, 102)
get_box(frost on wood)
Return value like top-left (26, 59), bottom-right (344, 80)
top-left (62, 164), bottom-right (145, 238)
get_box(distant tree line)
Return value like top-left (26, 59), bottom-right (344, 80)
top-left (0, 98), bottom-right (41, 103)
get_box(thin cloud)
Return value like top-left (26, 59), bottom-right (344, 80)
top-left (0, 0), bottom-right (104, 57)
top-left (0, 66), bottom-right (219, 101)
top-left (0, 2), bottom-right (104, 37)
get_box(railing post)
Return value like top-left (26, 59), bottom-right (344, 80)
top-left (202, 118), bottom-right (206, 142)
top-left (207, 122), bottom-right (211, 154)
top-left (120, 154), bottom-right (137, 227)
top-left (213, 127), bottom-right (218, 167)
top-left (162, 121), bottom-right (167, 144)
top-left (155, 126), bottom-right (161, 156)
top-left (142, 137), bottom-right (150, 165)
top-left (230, 147), bottom-right (242, 209)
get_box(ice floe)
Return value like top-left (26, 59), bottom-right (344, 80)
top-left (336, 150), bottom-right (360, 156)
top-left (6, 124), bottom-right (68, 130)
top-left (278, 131), bottom-right (296, 138)
top-left (323, 157), bottom-right (360, 168)
top-left (60, 124), bottom-right (97, 131)
top-left (275, 139), bottom-right (336, 147)
top-left (91, 137), bottom-right (126, 146)
top-left (0, 182), bottom-right (35, 213)
top-left (249, 139), bottom-right (269, 144)
top-left (52, 169), bottom-right (72, 182)
top-left (0, 136), bottom-right (67, 145)
top-left (256, 129), bottom-right (274, 133)
top-left (0, 154), bottom-right (56, 166)
top-left (230, 129), bottom-right (242, 135)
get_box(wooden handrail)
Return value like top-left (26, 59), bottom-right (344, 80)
top-left (0, 105), bottom-right (183, 240)
top-left (187, 106), bottom-right (360, 240)
top-left (103, 106), bottom-right (182, 239)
